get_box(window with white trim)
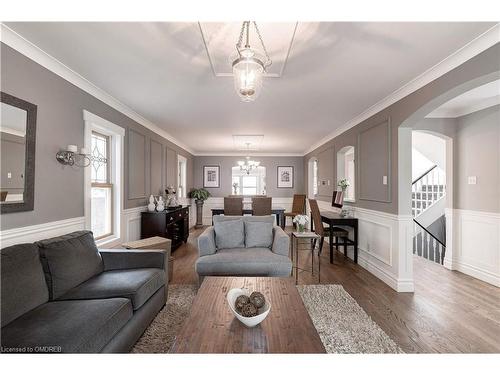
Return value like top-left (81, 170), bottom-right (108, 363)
top-left (90, 132), bottom-right (113, 239)
top-left (84, 110), bottom-right (124, 246)
top-left (231, 166), bottom-right (266, 195)
top-left (177, 155), bottom-right (187, 199)
top-left (313, 159), bottom-right (318, 196)
top-left (337, 146), bottom-right (355, 201)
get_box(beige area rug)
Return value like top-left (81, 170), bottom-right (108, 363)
top-left (132, 284), bottom-right (402, 353)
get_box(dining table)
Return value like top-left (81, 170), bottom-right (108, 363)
top-left (211, 207), bottom-right (286, 228)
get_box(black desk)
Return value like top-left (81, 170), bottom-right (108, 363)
top-left (310, 211), bottom-right (358, 264)
top-left (211, 208), bottom-right (286, 229)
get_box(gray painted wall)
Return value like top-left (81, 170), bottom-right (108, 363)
top-left (193, 156), bottom-right (305, 197)
top-left (414, 105), bottom-right (500, 213)
top-left (304, 44), bottom-right (500, 214)
top-left (454, 105), bottom-right (500, 213)
top-left (0, 43), bottom-right (194, 230)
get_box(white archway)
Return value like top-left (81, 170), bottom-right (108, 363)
top-left (398, 72), bottom-right (500, 279)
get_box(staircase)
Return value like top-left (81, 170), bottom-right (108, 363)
top-left (412, 165), bottom-right (446, 264)
top-left (412, 165), bottom-right (446, 217)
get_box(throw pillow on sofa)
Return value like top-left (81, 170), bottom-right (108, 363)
top-left (245, 221), bottom-right (273, 248)
top-left (35, 231), bottom-right (104, 300)
top-left (214, 219), bottom-right (245, 249)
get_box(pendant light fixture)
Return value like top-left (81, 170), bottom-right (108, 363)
top-left (232, 21), bottom-right (272, 102)
top-left (237, 143), bottom-right (261, 174)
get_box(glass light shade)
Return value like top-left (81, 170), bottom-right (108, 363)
top-left (232, 52), bottom-right (264, 102)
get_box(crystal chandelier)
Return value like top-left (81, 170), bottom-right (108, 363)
top-left (237, 143), bottom-right (260, 174)
top-left (232, 21), bottom-right (272, 102)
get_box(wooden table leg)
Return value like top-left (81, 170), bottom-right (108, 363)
top-left (354, 222), bottom-right (358, 264)
top-left (329, 225), bottom-right (333, 264)
top-left (280, 213), bottom-right (285, 229)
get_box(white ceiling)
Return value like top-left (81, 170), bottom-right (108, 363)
top-left (4, 22), bottom-right (497, 154)
top-left (426, 79), bottom-right (500, 118)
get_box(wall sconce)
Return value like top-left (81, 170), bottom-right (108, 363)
top-left (56, 145), bottom-right (91, 167)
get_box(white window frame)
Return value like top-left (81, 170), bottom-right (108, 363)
top-left (231, 166), bottom-right (266, 196)
top-left (337, 146), bottom-right (356, 202)
top-left (83, 110), bottom-right (125, 247)
top-left (177, 154), bottom-right (187, 199)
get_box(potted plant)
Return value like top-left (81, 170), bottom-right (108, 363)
top-left (189, 188), bottom-right (211, 229)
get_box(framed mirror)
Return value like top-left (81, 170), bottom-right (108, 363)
top-left (1, 92), bottom-right (37, 213)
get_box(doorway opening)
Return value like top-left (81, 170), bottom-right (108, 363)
top-left (411, 130), bottom-right (448, 265)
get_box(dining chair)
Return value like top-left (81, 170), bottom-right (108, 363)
top-left (252, 197), bottom-right (272, 216)
top-left (224, 197), bottom-right (243, 216)
top-left (284, 194), bottom-right (306, 227)
top-left (308, 198), bottom-right (349, 256)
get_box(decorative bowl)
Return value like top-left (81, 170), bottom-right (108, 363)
top-left (226, 288), bottom-right (271, 328)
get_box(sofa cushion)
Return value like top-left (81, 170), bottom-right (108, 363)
top-left (195, 247), bottom-right (292, 277)
top-left (35, 231), bottom-right (104, 300)
top-left (245, 221), bottom-right (273, 248)
top-left (1, 298), bottom-right (132, 353)
top-left (1, 243), bottom-right (49, 327)
top-left (214, 218), bottom-right (245, 249)
top-left (57, 268), bottom-right (165, 310)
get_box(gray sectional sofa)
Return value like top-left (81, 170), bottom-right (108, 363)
top-left (195, 215), bottom-right (292, 282)
top-left (0, 231), bottom-right (168, 353)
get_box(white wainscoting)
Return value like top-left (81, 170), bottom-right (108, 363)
top-left (0, 217), bottom-right (86, 248)
top-left (201, 197), bottom-right (294, 226)
top-left (314, 200), bottom-right (414, 292)
top-left (121, 206), bottom-right (147, 243)
top-left (451, 209), bottom-right (500, 287)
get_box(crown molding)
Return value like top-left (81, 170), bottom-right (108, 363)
top-left (304, 23), bottom-right (500, 155)
top-left (426, 95), bottom-right (500, 118)
top-left (0, 23), bottom-right (194, 155)
top-left (193, 152), bottom-right (304, 157)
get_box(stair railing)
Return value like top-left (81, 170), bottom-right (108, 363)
top-left (412, 165), bottom-right (446, 217)
top-left (413, 218), bottom-right (446, 264)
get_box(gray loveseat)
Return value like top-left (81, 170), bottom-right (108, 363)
top-left (0, 231), bottom-right (168, 353)
top-left (195, 215), bottom-right (292, 283)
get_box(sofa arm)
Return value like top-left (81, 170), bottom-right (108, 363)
top-left (198, 227), bottom-right (217, 257)
top-left (272, 226), bottom-right (290, 257)
top-left (99, 249), bottom-right (167, 272)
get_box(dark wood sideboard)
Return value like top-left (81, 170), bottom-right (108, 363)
top-left (141, 206), bottom-right (189, 251)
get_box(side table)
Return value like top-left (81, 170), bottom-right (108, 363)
top-left (291, 231), bottom-right (321, 284)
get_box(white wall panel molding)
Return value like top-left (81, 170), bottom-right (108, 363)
top-left (0, 217), bottom-right (85, 248)
top-left (453, 208), bottom-right (500, 286)
top-left (122, 206), bottom-right (147, 243)
top-left (311, 201), bottom-right (413, 292)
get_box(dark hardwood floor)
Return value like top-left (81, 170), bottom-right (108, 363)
top-left (171, 227), bottom-right (500, 353)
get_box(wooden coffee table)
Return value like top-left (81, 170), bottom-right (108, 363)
top-left (170, 277), bottom-right (325, 353)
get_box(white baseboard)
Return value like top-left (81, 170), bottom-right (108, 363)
top-left (0, 217), bottom-right (86, 248)
top-left (454, 260), bottom-right (500, 287)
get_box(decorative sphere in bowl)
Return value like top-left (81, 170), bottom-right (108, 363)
top-left (226, 288), bottom-right (271, 327)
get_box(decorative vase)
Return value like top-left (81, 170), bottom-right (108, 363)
top-left (298, 224), bottom-right (305, 233)
top-left (195, 199), bottom-right (204, 229)
top-left (147, 195), bottom-right (156, 212)
top-left (156, 196), bottom-right (165, 212)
